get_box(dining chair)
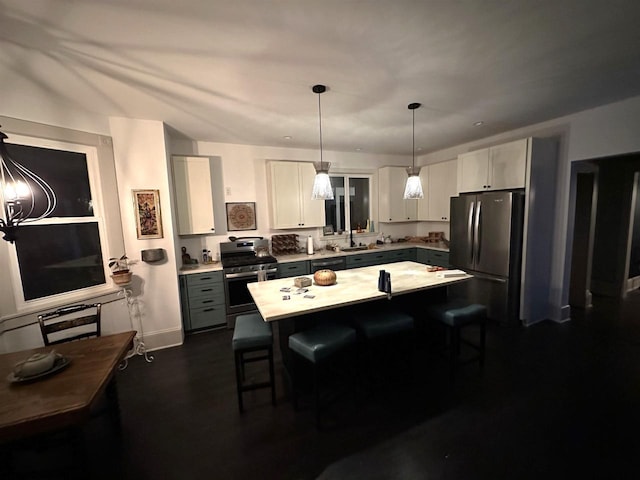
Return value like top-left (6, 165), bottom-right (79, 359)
top-left (38, 303), bottom-right (102, 346)
top-left (10, 303), bottom-right (105, 477)
top-left (38, 302), bottom-right (121, 429)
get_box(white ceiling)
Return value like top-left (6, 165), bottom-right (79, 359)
top-left (2, 0), bottom-right (640, 155)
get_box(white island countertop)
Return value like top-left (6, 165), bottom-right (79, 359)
top-left (247, 261), bottom-right (471, 322)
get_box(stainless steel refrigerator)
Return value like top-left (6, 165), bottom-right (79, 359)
top-left (449, 190), bottom-right (525, 324)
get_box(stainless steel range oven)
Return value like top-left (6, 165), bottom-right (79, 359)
top-left (221, 238), bottom-right (278, 327)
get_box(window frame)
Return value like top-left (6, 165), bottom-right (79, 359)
top-left (4, 134), bottom-right (113, 312)
top-left (325, 173), bottom-right (373, 233)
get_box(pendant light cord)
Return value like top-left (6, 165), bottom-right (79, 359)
top-left (412, 107), bottom-right (415, 170)
top-left (407, 102), bottom-right (421, 173)
top-left (318, 91), bottom-right (323, 169)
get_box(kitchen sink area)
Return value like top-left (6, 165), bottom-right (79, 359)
top-left (341, 245), bottom-right (370, 252)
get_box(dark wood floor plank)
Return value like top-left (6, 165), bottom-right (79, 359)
top-left (22, 291), bottom-right (640, 480)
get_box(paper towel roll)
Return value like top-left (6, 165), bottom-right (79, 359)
top-left (307, 236), bottom-right (314, 255)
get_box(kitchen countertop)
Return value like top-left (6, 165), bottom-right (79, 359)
top-left (275, 242), bottom-right (448, 263)
top-left (178, 242), bottom-right (449, 274)
top-left (179, 262), bottom-right (224, 274)
top-left (247, 260), bottom-right (470, 322)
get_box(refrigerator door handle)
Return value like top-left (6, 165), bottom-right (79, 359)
top-left (473, 272), bottom-right (507, 284)
top-left (474, 200), bottom-right (482, 264)
top-left (467, 201), bottom-right (475, 264)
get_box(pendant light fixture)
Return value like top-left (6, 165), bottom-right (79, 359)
top-left (0, 128), bottom-right (57, 243)
top-left (403, 102), bottom-right (424, 199)
top-left (311, 84), bottom-right (334, 200)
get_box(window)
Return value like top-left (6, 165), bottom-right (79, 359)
top-left (324, 175), bottom-right (371, 233)
top-left (4, 136), bottom-right (108, 307)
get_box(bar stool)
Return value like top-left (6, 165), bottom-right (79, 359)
top-left (232, 313), bottom-right (276, 413)
top-left (288, 323), bottom-right (357, 427)
top-left (426, 301), bottom-right (487, 378)
top-left (352, 309), bottom-right (415, 389)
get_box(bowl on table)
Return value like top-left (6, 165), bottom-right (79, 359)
top-left (13, 350), bottom-right (58, 378)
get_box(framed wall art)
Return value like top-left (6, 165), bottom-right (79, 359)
top-left (133, 189), bottom-right (164, 239)
top-left (226, 202), bottom-right (257, 231)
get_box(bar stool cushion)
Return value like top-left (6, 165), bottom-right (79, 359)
top-left (232, 313), bottom-right (272, 351)
top-left (353, 310), bottom-right (414, 339)
top-left (288, 324), bottom-right (356, 364)
top-left (426, 302), bottom-right (486, 328)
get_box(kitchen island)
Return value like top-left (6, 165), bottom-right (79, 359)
top-left (248, 261), bottom-right (471, 387)
top-left (248, 261), bottom-right (471, 322)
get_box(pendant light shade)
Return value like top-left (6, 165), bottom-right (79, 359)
top-left (0, 128), bottom-right (57, 243)
top-left (311, 84), bottom-right (334, 200)
top-left (403, 102), bottom-right (424, 199)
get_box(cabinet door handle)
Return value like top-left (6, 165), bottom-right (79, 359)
top-left (200, 288), bottom-right (214, 292)
top-left (203, 308), bottom-right (214, 312)
top-left (202, 300), bottom-right (213, 304)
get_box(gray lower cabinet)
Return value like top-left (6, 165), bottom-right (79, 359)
top-left (346, 248), bottom-right (416, 269)
top-left (416, 249), bottom-right (431, 265)
top-left (416, 248), bottom-right (450, 268)
top-left (179, 271), bottom-right (226, 332)
top-left (386, 248), bottom-right (416, 262)
top-left (346, 251), bottom-right (386, 268)
top-left (430, 250), bottom-right (450, 267)
top-left (278, 260), bottom-right (309, 278)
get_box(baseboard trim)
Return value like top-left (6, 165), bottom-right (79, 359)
top-left (553, 305), bottom-right (572, 323)
top-left (521, 304), bottom-right (571, 326)
top-left (141, 327), bottom-right (184, 352)
top-left (626, 276), bottom-right (640, 292)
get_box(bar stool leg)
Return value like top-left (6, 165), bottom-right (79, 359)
top-left (313, 364), bottom-right (321, 428)
top-left (234, 351), bottom-right (245, 413)
top-left (479, 320), bottom-right (486, 368)
top-left (450, 326), bottom-right (460, 379)
top-left (268, 346), bottom-right (276, 406)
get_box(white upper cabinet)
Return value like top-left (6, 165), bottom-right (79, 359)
top-left (417, 159), bottom-right (458, 221)
top-left (171, 156), bottom-right (216, 235)
top-left (489, 139), bottom-right (528, 190)
top-left (267, 161), bottom-right (325, 229)
top-left (457, 148), bottom-right (490, 193)
top-left (457, 138), bottom-right (528, 193)
top-left (378, 166), bottom-right (417, 222)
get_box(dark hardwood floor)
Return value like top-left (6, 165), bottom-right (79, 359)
top-left (17, 291), bottom-right (640, 479)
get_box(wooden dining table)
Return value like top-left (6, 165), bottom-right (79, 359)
top-left (0, 330), bottom-right (136, 444)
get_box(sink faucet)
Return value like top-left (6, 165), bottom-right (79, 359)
top-left (350, 228), bottom-right (355, 247)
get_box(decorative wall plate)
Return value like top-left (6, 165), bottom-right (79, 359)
top-left (226, 202), bottom-right (257, 231)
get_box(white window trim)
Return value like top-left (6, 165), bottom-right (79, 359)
top-left (329, 173), bottom-right (373, 232)
top-left (5, 134), bottom-right (114, 313)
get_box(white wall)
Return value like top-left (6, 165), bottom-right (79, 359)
top-left (109, 117), bottom-right (184, 350)
top-left (418, 94), bottom-right (640, 321)
top-left (169, 140), bottom-right (420, 259)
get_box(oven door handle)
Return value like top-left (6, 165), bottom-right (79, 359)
top-left (225, 268), bottom-right (277, 279)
